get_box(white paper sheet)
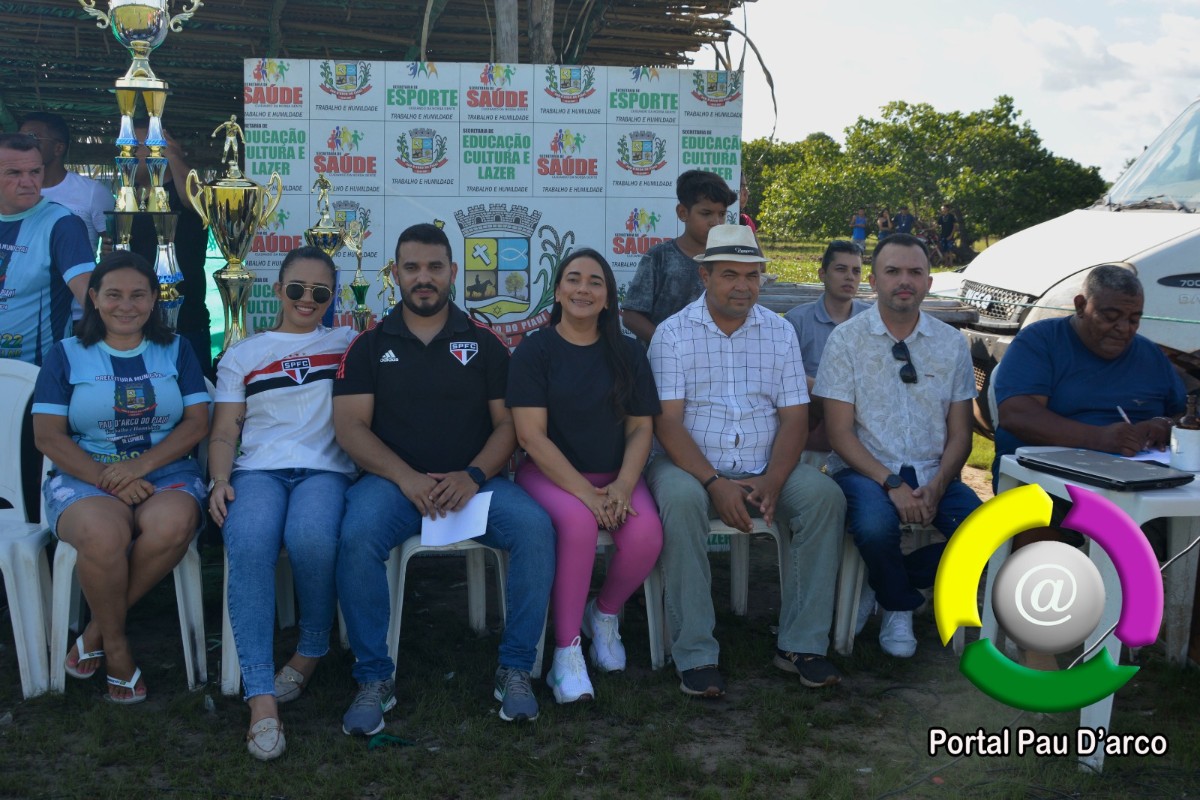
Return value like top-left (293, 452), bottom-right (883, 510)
top-left (1124, 449), bottom-right (1173, 463)
top-left (420, 491), bottom-right (492, 546)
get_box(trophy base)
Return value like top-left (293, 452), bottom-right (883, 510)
top-left (214, 263), bottom-right (255, 353)
top-left (106, 211), bottom-right (138, 248)
top-left (351, 308), bottom-right (374, 333)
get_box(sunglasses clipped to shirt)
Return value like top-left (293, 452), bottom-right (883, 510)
top-left (284, 281), bottom-right (333, 304)
top-left (892, 340), bottom-right (918, 384)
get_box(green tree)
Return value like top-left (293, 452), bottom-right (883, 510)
top-left (753, 96), bottom-right (1106, 244)
top-left (741, 134), bottom-right (838, 222)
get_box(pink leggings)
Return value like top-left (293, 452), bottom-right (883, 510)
top-left (516, 461), bottom-right (663, 648)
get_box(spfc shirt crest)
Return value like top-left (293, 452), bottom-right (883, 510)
top-left (283, 357), bottom-right (311, 383)
top-left (449, 341), bottom-right (479, 365)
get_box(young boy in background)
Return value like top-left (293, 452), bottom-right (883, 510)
top-left (622, 170), bottom-right (737, 344)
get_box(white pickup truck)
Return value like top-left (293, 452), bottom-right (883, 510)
top-left (933, 98), bottom-right (1200, 432)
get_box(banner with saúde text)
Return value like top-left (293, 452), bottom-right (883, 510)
top-left (241, 59), bottom-right (744, 345)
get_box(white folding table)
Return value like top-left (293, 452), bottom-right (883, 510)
top-left (980, 448), bottom-right (1200, 772)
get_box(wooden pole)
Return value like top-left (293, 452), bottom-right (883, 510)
top-left (495, 0), bottom-right (518, 62)
top-left (529, 0), bottom-right (555, 64)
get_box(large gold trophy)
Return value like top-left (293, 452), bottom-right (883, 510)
top-left (78, 0), bottom-right (203, 330)
top-left (185, 117), bottom-right (283, 351)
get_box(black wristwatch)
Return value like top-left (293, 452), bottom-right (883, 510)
top-left (465, 466), bottom-right (486, 488)
top-left (881, 473), bottom-right (903, 492)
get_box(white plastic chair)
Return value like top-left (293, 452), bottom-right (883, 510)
top-left (219, 545), bottom-right (352, 696)
top-left (0, 360), bottom-right (52, 698)
top-left (639, 518), bottom-right (790, 671)
top-left (528, 529), bottom-right (667, 678)
top-left (832, 526), bottom-right (965, 656)
top-left (723, 518), bottom-right (790, 617)
top-left (386, 538), bottom-right (507, 680)
top-left (219, 547), bottom-right (307, 696)
top-left (48, 377), bottom-right (213, 693)
top-left (50, 538), bottom-right (207, 692)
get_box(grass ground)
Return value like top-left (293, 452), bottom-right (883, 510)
top-left (759, 238), bottom-right (969, 285)
top-left (1, 533), bottom-right (1197, 799)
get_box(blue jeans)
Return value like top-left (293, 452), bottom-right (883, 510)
top-left (832, 466), bottom-right (981, 612)
top-left (224, 468), bottom-right (351, 699)
top-left (336, 473), bottom-right (555, 682)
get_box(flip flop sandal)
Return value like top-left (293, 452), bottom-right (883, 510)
top-left (65, 634), bottom-right (105, 680)
top-left (105, 667), bottom-right (148, 705)
top-left (273, 665), bottom-right (307, 704)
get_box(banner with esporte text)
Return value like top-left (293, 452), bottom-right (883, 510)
top-left (242, 59), bottom-right (744, 344)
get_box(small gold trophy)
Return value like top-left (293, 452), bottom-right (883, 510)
top-left (303, 175), bottom-right (346, 258)
top-left (378, 259), bottom-right (397, 310)
top-left (185, 116), bottom-right (283, 352)
top-left (344, 220), bottom-right (373, 332)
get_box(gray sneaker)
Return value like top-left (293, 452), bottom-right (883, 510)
top-left (342, 678), bottom-right (396, 736)
top-left (493, 666), bottom-right (539, 722)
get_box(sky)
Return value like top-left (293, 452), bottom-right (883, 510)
top-left (723, 0), bottom-right (1200, 181)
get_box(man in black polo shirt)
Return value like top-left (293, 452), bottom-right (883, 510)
top-left (333, 223), bottom-right (555, 733)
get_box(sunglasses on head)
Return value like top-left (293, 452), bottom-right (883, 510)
top-left (892, 340), bottom-right (918, 384)
top-left (284, 281), bottom-right (332, 304)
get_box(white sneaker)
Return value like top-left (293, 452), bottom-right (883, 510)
top-left (548, 637), bottom-right (594, 704)
top-left (854, 584), bottom-right (876, 636)
top-left (581, 598), bottom-right (626, 672)
top-left (879, 610), bottom-right (917, 658)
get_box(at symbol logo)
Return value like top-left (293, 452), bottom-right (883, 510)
top-left (1014, 563), bottom-right (1077, 627)
top-left (934, 484), bottom-right (1163, 712)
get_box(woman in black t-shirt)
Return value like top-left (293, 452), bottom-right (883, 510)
top-left (507, 248), bottom-right (662, 705)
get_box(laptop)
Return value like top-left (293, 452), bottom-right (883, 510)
top-left (1016, 448), bottom-right (1195, 491)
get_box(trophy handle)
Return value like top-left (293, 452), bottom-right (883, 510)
top-left (258, 172), bottom-right (284, 226)
top-left (77, 0), bottom-right (110, 28)
top-left (184, 170), bottom-right (210, 228)
top-left (169, 0), bottom-right (205, 33)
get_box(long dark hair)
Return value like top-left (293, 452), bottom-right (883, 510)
top-left (77, 250), bottom-right (174, 347)
top-left (549, 248), bottom-right (633, 417)
top-left (278, 244), bottom-right (337, 283)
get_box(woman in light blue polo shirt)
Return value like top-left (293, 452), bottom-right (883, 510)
top-left (32, 251), bottom-right (209, 704)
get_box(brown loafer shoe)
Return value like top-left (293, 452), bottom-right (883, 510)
top-left (274, 665), bottom-right (306, 704)
top-left (246, 718), bottom-right (286, 761)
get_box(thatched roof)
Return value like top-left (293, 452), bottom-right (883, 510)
top-left (3, 0), bottom-right (751, 170)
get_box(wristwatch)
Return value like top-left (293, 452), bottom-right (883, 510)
top-left (881, 473), bottom-right (903, 492)
top-left (465, 466), bottom-right (486, 488)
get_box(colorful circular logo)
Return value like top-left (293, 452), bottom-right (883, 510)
top-left (933, 484), bottom-right (1163, 712)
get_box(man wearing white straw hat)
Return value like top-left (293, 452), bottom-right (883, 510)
top-left (646, 224), bottom-right (845, 697)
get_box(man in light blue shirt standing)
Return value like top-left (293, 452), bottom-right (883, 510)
top-left (0, 132), bottom-right (93, 365)
top-left (785, 240), bottom-right (872, 452)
